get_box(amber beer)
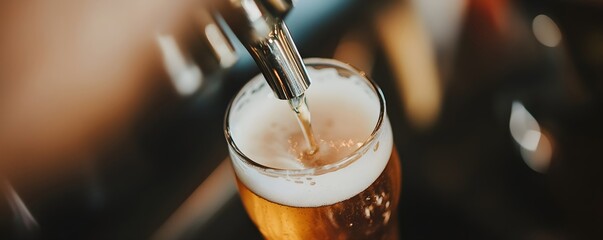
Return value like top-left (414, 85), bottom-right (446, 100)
top-left (225, 58), bottom-right (401, 240)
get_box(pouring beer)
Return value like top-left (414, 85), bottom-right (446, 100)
top-left (225, 58), bottom-right (401, 239)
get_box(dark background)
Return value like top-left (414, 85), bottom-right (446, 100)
top-left (1, 0), bottom-right (601, 239)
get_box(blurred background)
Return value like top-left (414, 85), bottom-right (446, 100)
top-left (0, 0), bottom-right (602, 239)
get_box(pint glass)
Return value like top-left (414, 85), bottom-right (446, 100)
top-left (224, 58), bottom-right (401, 240)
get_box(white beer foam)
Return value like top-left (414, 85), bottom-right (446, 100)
top-left (229, 67), bottom-right (393, 207)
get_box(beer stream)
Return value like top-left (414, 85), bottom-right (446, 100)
top-left (288, 94), bottom-right (320, 160)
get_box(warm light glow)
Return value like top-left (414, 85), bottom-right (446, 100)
top-left (520, 130), bottom-right (553, 174)
top-left (509, 101), bottom-right (553, 173)
top-left (333, 30), bottom-right (374, 75)
top-left (510, 102), bottom-right (541, 151)
top-left (532, 14), bottom-right (562, 48)
top-left (242, 0), bottom-right (263, 22)
top-left (376, 2), bottom-right (442, 130)
top-left (410, 0), bottom-right (467, 48)
top-left (0, 0), bottom-right (186, 178)
top-left (205, 23), bottom-right (238, 68)
top-left (156, 34), bottom-right (203, 96)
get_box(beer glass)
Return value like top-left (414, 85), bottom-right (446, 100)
top-left (224, 58), bottom-right (401, 240)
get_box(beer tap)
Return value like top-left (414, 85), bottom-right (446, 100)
top-left (216, 0), bottom-right (319, 153)
top-left (217, 0), bottom-right (311, 100)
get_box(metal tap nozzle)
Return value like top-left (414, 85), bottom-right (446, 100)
top-left (217, 0), bottom-right (310, 100)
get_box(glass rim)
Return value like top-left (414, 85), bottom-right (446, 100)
top-left (224, 58), bottom-right (387, 177)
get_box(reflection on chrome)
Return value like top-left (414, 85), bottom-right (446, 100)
top-left (509, 101), bottom-right (553, 173)
top-left (532, 14), bottom-right (562, 48)
top-left (156, 34), bottom-right (203, 96)
top-left (2, 180), bottom-right (39, 231)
